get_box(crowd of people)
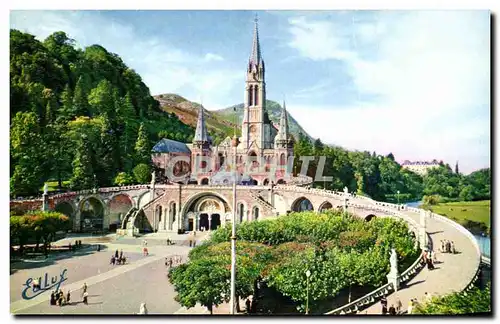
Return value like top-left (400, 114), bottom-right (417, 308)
top-left (110, 249), bottom-right (127, 265)
top-left (165, 255), bottom-right (183, 268)
top-left (48, 282), bottom-right (89, 307)
top-left (440, 240), bottom-right (456, 254)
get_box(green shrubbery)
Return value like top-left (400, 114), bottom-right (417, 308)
top-left (169, 210), bottom-right (419, 314)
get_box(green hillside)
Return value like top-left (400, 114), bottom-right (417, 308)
top-left (10, 29), bottom-right (194, 196)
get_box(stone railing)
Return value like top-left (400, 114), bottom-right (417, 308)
top-left (325, 250), bottom-right (425, 315)
top-left (382, 205), bottom-right (482, 293)
top-left (481, 256), bottom-right (490, 266)
top-left (249, 192), bottom-right (275, 212)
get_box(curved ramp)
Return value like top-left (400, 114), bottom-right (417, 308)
top-left (350, 204), bottom-right (481, 314)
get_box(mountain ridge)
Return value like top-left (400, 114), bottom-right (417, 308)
top-left (154, 93), bottom-right (314, 143)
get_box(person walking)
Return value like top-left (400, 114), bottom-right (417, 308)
top-left (66, 290), bottom-right (71, 305)
top-left (83, 291), bottom-right (89, 305)
top-left (81, 282), bottom-right (88, 297)
top-left (451, 241), bottom-right (456, 254)
top-left (396, 298), bottom-right (402, 314)
top-left (50, 291), bottom-right (56, 306)
top-left (407, 299), bottom-right (414, 314)
top-left (381, 295), bottom-right (388, 314)
top-left (388, 304), bottom-right (396, 315)
top-left (110, 255), bottom-right (116, 265)
top-left (139, 302), bottom-right (148, 314)
top-left (115, 249), bottom-right (119, 259)
top-left (445, 240), bottom-right (451, 253)
top-left (119, 249), bottom-right (123, 259)
top-left (33, 278), bottom-right (40, 291)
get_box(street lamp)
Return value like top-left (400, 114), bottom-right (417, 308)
top-left (397, 190), bottom-right (400, 205)
top-left (305, 270), bottom-right (311, 315)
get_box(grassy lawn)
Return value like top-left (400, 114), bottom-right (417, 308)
top-left (422, 200), bottom-right (490, 234)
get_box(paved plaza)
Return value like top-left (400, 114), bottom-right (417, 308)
top-left (11, 237), bottom-right (193, 315)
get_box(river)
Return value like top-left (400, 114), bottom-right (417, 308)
top-left (405, 201), bottom-right (490, 258)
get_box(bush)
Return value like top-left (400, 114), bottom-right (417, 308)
top-left (113, 172), bottom-right (134, 186)
top-left (132, 163), bottom-right (151, 184)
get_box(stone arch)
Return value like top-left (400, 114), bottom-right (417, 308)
top-left (137, 191), bottom-right (152, 209)
top-left (133, 209), bottom-right (153, 233)
top-left (54, 201), bottom-right (75, 218)
top-left (252, 206), bottom-right (260, 221)
top-left (263, 178), bottom-right (270, 186)
top-left (200, 178), bottom-right (209, 185)
top-left (250, 178), bottom-right (258, 186)
top-left (108, 194), bottom-right (133, 231)
top-left (318, 201), bottom-right (333, 213)
top-left (155, 204), bottom-right (163, 231)
top-left (78, 196), bottom-right (106, 232)
top-left (365, 214), bottom-right (377, 222)
top-left (181, 191), bottom-right (232, 231)
top-left (291, 197), bottom-right (314, 212)
top-left (254, 85), bottom-right (259, 106)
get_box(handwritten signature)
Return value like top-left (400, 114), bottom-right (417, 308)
top-left (21, 269), bottom-right (68, 300)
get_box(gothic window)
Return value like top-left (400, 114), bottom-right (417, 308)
top-left (280, 153), bottom-right (286, 166)
top-left (254, 85), bottom-right (259, 106)
top-left (248, 85), bottom-right (254, 106)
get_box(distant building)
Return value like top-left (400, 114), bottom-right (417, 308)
top-left (401, 159), bottom-right (440, 176)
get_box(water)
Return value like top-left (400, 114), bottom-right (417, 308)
top-left (405, 201), bottom-right (490, 258)
top-left (474, 234), bottom-right (491, 258)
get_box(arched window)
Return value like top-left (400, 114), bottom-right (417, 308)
top-left (248, 85), bottom-right (254, 106)
top-left (280, 153), bottom-right (286, 166)
top-left (238, 203), bottom-right (245, 223)
top-left (254, 85), bottom-right (259, 106)
top-left (253, 207), bottom-right (260, 220)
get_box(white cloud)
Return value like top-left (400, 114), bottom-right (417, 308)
top-left (203, 53), bottom-right (224, 62)
top-left (9, 10), bottom-right (239, 109)
top-left (286, 11), bottom-right (490, 173)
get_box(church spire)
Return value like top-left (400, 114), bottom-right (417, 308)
top-left (193, 104), bottom-right (209, 144)
top-left (275, 100), bottom-right (292, 147)
top-left (249, 14), bottom-right (263, 68)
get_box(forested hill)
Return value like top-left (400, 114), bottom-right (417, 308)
top-left (10, 29), bottom-right (194, 196)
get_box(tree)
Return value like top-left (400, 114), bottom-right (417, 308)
top-left (135, 123), bottom-right (151, 165)
top-left (69, 136), bottom-right (96, 190)
top-left (58, 84), bottom-right (74, 122)
top-left (72, 75), bottom-right (91, 116)
top-left (455, 161), bottom-right (460, 174)
top-left (10, 112), bottom-right (47, 196)
top-left (133, 163), bottom-right (151, 184)
top-left (414, 284), bottom-right (490, 314)
top-left (114, 172), bottom-right (135, 186)
top-left (170, 258), bottom-right (231, 314)
top-left (88, 79), bottom-right (116, 118)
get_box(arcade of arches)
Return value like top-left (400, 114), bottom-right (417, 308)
top-left (79, 197), bottom-right (105, 232)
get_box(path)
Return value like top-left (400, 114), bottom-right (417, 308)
top-left (11, 244), bottom-right (191, 314)
top-left (362, 209), bottom-right (480, 314)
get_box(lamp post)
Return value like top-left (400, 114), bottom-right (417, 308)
top-left (397, 190), bottom-right (400, 205)
top-left (305, 270), bottom-right (311, 315)
top-left (230, 135), bottom-right (240, 314)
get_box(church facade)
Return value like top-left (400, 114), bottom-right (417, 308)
top-left (153, 19), bottom-right (294, 186)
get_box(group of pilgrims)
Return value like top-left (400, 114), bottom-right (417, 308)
top-left (49, 283), bottom-right (89, 306)
top-left (110, 249), bottom-right (127, 265)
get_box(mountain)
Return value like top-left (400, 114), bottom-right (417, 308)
top-left (154, 94), bottom-right (240, 145)
top-left (215, 100), bottom-right (313, 141)
top-left (154, 94), bottom-right (313, 143)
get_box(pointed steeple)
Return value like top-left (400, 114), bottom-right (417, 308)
top-left (193, 104), bottom-right (209, 143)
top-left (278, 100), bottom-right (289, 137)
top-left (249, 14), bottom-right (263, 68)
top-left (275, 100), bottom-right (292, 147)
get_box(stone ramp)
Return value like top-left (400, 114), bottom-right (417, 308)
top-left (361, 212), bottom-right (480, 315)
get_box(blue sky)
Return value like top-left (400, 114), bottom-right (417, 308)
top-left (10, 10), bottom-right (490, 174)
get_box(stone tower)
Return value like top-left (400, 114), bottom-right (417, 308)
top-left (192, 104), bottom-right (212, 173)
top-left (241, 16), bottom-right (273, 153)
top-left (274, 100), bottom-right (294, 173)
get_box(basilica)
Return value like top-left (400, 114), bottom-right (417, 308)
top-left (152, 19), bottom-right (294, 186)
